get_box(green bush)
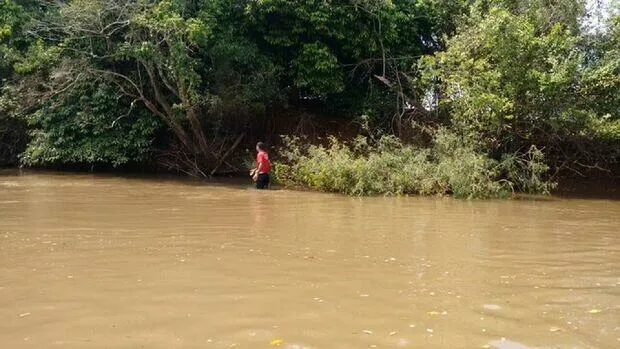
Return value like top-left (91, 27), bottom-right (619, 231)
top-left (21, 82), bottom-right (161, 167)
top-left (274, 128), bottom-right (554, 199)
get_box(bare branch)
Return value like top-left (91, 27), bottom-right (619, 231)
top-left (109, 99), bottom-right (139, 128)
top-left (89, 68), bottom-right (145, 99)
top-left (156, 63), bottom-right (180, 98)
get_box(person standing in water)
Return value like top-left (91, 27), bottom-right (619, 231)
top-left (253, 142), bottom-right (270, 189)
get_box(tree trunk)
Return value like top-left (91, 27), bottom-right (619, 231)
top-left (178, 83), bottom-right (210, 157)
top-left (141, 61), bottom-right (197, 154)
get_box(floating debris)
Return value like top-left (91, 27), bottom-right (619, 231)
top-left (588, 309), bottom-right (602, 314)
top-left (483, 304), bottom-right (502, 310)
top-left (270, 338), bottom-right (284, 346)
top-left (389, 331), bottom-right (398, 336)
top-left (362, 330), bottom-right (373, 335)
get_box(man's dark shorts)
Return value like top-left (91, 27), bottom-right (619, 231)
top-left (256, 173), bottom-right (270, 189)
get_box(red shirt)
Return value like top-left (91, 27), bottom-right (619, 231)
top-left (257, 151), bottom-right (270, 173)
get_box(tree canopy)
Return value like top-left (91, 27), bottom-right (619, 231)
top-left (0, 0), bottom-right (618, 181)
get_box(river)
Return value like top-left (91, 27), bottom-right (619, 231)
top-left (0, 171), bottom-right (618, 349)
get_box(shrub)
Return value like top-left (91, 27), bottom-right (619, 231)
top-left (274, 128), bottom-right (554, 199)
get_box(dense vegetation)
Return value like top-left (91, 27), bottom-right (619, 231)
top-left (275, 129), bottom-right (553, 198)
top-left (1, 0), bottom-right (618, 196)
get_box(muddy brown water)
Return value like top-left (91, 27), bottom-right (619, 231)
top-left (0, 171), bottom-right (618, 349)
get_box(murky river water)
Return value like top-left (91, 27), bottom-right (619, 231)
top-left (1, 171), bottom-right (618, 349)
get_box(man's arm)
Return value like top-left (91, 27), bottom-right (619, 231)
top-left (253, 155), bottom-right (263, 180)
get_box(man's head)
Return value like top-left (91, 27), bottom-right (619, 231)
top-left (256, 142), bottom-right (267, 152)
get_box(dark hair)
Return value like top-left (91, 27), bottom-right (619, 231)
top-left (256, 142), bottom-right (267, 151)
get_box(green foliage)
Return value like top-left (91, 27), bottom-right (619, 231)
top-left (0, 0), bottom-right (26, 69)
top-left (293, 42), bottom-right (344, 96)
top-left (0, 0), bottom-right (617, 182)
top-left (206, 30), bottom-right (284, 115)
top-left (21, 83), bottom-right (160, 167)
top-left (580, 15), bottom-right (620, 130)
top-left (420, 5), bottom-right (619, 172)
top-left (432, 128), bottom-right (510, 198)
top-left (131, 0), bottom-right (203, 87)
top-left (245, 0), bottom-right (443, 103)
top-left (275, 128), bottom-right (554, 198)
top-left (2, 0), bottom-right (453, 171)
top-left (430, 9), bottom-right (575, 132)
top-left (0, 0), bottom-right (41, 165)
top-left (500, 145), bottom-right (556, 194)
top-left (413, 0), bottom-right (472, 40)
top-left (475, 0), bottom-right (586, 33)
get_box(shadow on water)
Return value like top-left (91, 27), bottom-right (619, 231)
top-left (553, 177), bottom-right (620, 200)
top-left (0, 167), bottom-right (255, 190)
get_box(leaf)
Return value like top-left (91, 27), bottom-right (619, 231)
top-left (270, 338), bottom-right (284, 346)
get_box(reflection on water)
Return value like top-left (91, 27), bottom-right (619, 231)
top-left (0, 171), bottom-right (619, 349)
top-left (488, 339), bottom-right (532, 349)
